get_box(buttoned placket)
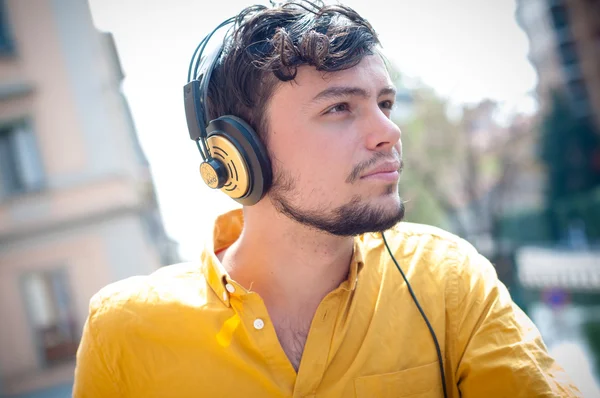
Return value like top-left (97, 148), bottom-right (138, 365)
top-left (213, 239), bottom-right (363, 397)
top-left (290, 252), bottom-right (362, 396)
top-left (222, 276), bottom-right (350, 397)
top-left (227, 283), bottom-right (297, 392)
top-left (292, 287), bottom-right (347, 398)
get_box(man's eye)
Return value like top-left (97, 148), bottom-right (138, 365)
top-left (380, 100), bottom-right (395, 110)
top-left (326, 103), bottom-right (350, 114)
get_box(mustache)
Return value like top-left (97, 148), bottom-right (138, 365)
top-left (346, 150), bottom-right (403, 184)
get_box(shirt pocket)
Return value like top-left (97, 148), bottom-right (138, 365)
top-left (354, 361), bottom-right (441, 397)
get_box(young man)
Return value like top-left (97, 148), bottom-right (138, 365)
top-left (74, 1), bottom-right (581, 397)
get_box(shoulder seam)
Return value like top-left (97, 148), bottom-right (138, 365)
top-left (444, 239), bottom-right (462, 386)
top-left (390, 223), bottom-right (466, 244)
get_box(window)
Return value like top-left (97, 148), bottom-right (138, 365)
top-left (568, 78), bottom-right (588, 101)
top-left (554, 25), bottom-right (572, 44)
top-left (549, 4), bottom-right (569, 30)
top-left (0, 119), bottom-right (45, 198)
top-left (22, 269), bottom-right (79, 367)
top-left (563, 62), bottom-right (582, 81)
top-left (558, 42), bottom-right (579, 65)
top-left (567, 79), bottom-right (591, 117)
top-left (0, 0), bottom-right (14, 55)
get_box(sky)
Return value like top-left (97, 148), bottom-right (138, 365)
top-left (88, 0), bottom-right (538, 261)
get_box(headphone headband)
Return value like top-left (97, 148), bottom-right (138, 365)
top-left (184, 17), bottom-right (235, 144)
top-left (183, 16), bottom-right (272, 205)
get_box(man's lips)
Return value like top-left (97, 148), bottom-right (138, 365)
top-left (361, 160), bottom-right (402, 179)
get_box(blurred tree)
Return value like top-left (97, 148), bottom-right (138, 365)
top-left (539, 91), bottom-right (600, 202)
top-left (395, 85), bottom-right (457, 231)
top-left (538, 91), bottom-right (600, 240)
top-left (395, 81), bottom-right (538, 286)
top-left (396, 83), bottom-right (535, 244)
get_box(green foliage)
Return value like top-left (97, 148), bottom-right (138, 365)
top-left (499, 207), bottom-right (554, 245)
top-left (499, 186), bottom-right (600, 245)
top-left (554, 186), bottom-right (600, 239)
top-left (400, 166), bottom-right (449, 229)
top-left (394, 84), bottom-right (459, 229)
top-left (539, 91), bottom-right (600, 203)
top-left (582, 321), bottom-right (600, 381)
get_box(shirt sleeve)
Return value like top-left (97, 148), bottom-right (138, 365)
top-left (72, 305), bottom-right (121, 397)
top-left (450, 241), bottom-right (582, 398)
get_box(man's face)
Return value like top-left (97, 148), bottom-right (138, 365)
top-left (265, 54), bottom-right (404, 236)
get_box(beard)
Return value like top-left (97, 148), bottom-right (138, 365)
top-left (268, 156), bottom-right (405, 236)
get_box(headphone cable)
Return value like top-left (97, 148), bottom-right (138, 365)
top-left (382, 232), bottom-right (448, 398)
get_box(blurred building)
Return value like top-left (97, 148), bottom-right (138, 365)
top-left (0, 0), bottom-right (178, 396)
top-left (516, 1), bottom-right (600, 388)
top-left (516, 0), bottom-right (600, 126)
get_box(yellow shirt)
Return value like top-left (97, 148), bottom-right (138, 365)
top-left (73, 209), bottom-right (581, 397)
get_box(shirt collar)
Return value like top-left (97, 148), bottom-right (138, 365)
top-left (346, 235), bottom-right (365, 290)
top-left (200, 209), bottom-right (243, 308)
top-left (201, 208), bottom-right (366, 306)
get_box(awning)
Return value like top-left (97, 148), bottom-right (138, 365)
top-left (516, 247), bottom-right (600, 291)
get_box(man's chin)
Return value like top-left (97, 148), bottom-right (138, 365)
top-left (367, 193), bottom-right (404, 219)
top-left (269, 188), bottom-right (405, 236)
top-left (330, 199), bottom-right (405, 236)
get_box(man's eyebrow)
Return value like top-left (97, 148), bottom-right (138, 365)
top-left (311, 85), bottom-right (397, 103)
top-left (379, 86), bottom-right (397, 98)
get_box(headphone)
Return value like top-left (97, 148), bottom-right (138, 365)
top-left (183, 16), bottom-right (448, 398)
top-left (183, 17), bottom-right (272, 206)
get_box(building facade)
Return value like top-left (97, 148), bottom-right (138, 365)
top-left (0, 0), bottom-right (177, 396)
top-left (516, 0), bottom-right (600, 126)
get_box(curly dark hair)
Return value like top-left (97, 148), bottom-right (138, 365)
top-left (206, 0), bottom-right (380, 146)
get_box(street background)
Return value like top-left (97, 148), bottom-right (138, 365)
top-left (1, 0), bottom-right (599, 396)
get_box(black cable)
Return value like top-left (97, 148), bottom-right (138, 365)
top-left (382, 232), bottom-right (448, 398)
top-left (195, 139), bottom-right (209, 161)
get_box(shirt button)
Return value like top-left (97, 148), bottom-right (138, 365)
top-left (225, 283), bottom-right (235, 293)
top-left (253, 318), bottom-right (265, 330)
top-left (222, 291), bottom-right (228, 301)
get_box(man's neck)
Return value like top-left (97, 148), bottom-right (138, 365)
top-left (218, 206), bottom-right (355, 314)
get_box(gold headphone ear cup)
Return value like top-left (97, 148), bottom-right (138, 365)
top-left (206, 116), bottom-right (271, 205)
top-left (205, 135), bottom-right (250, 199)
